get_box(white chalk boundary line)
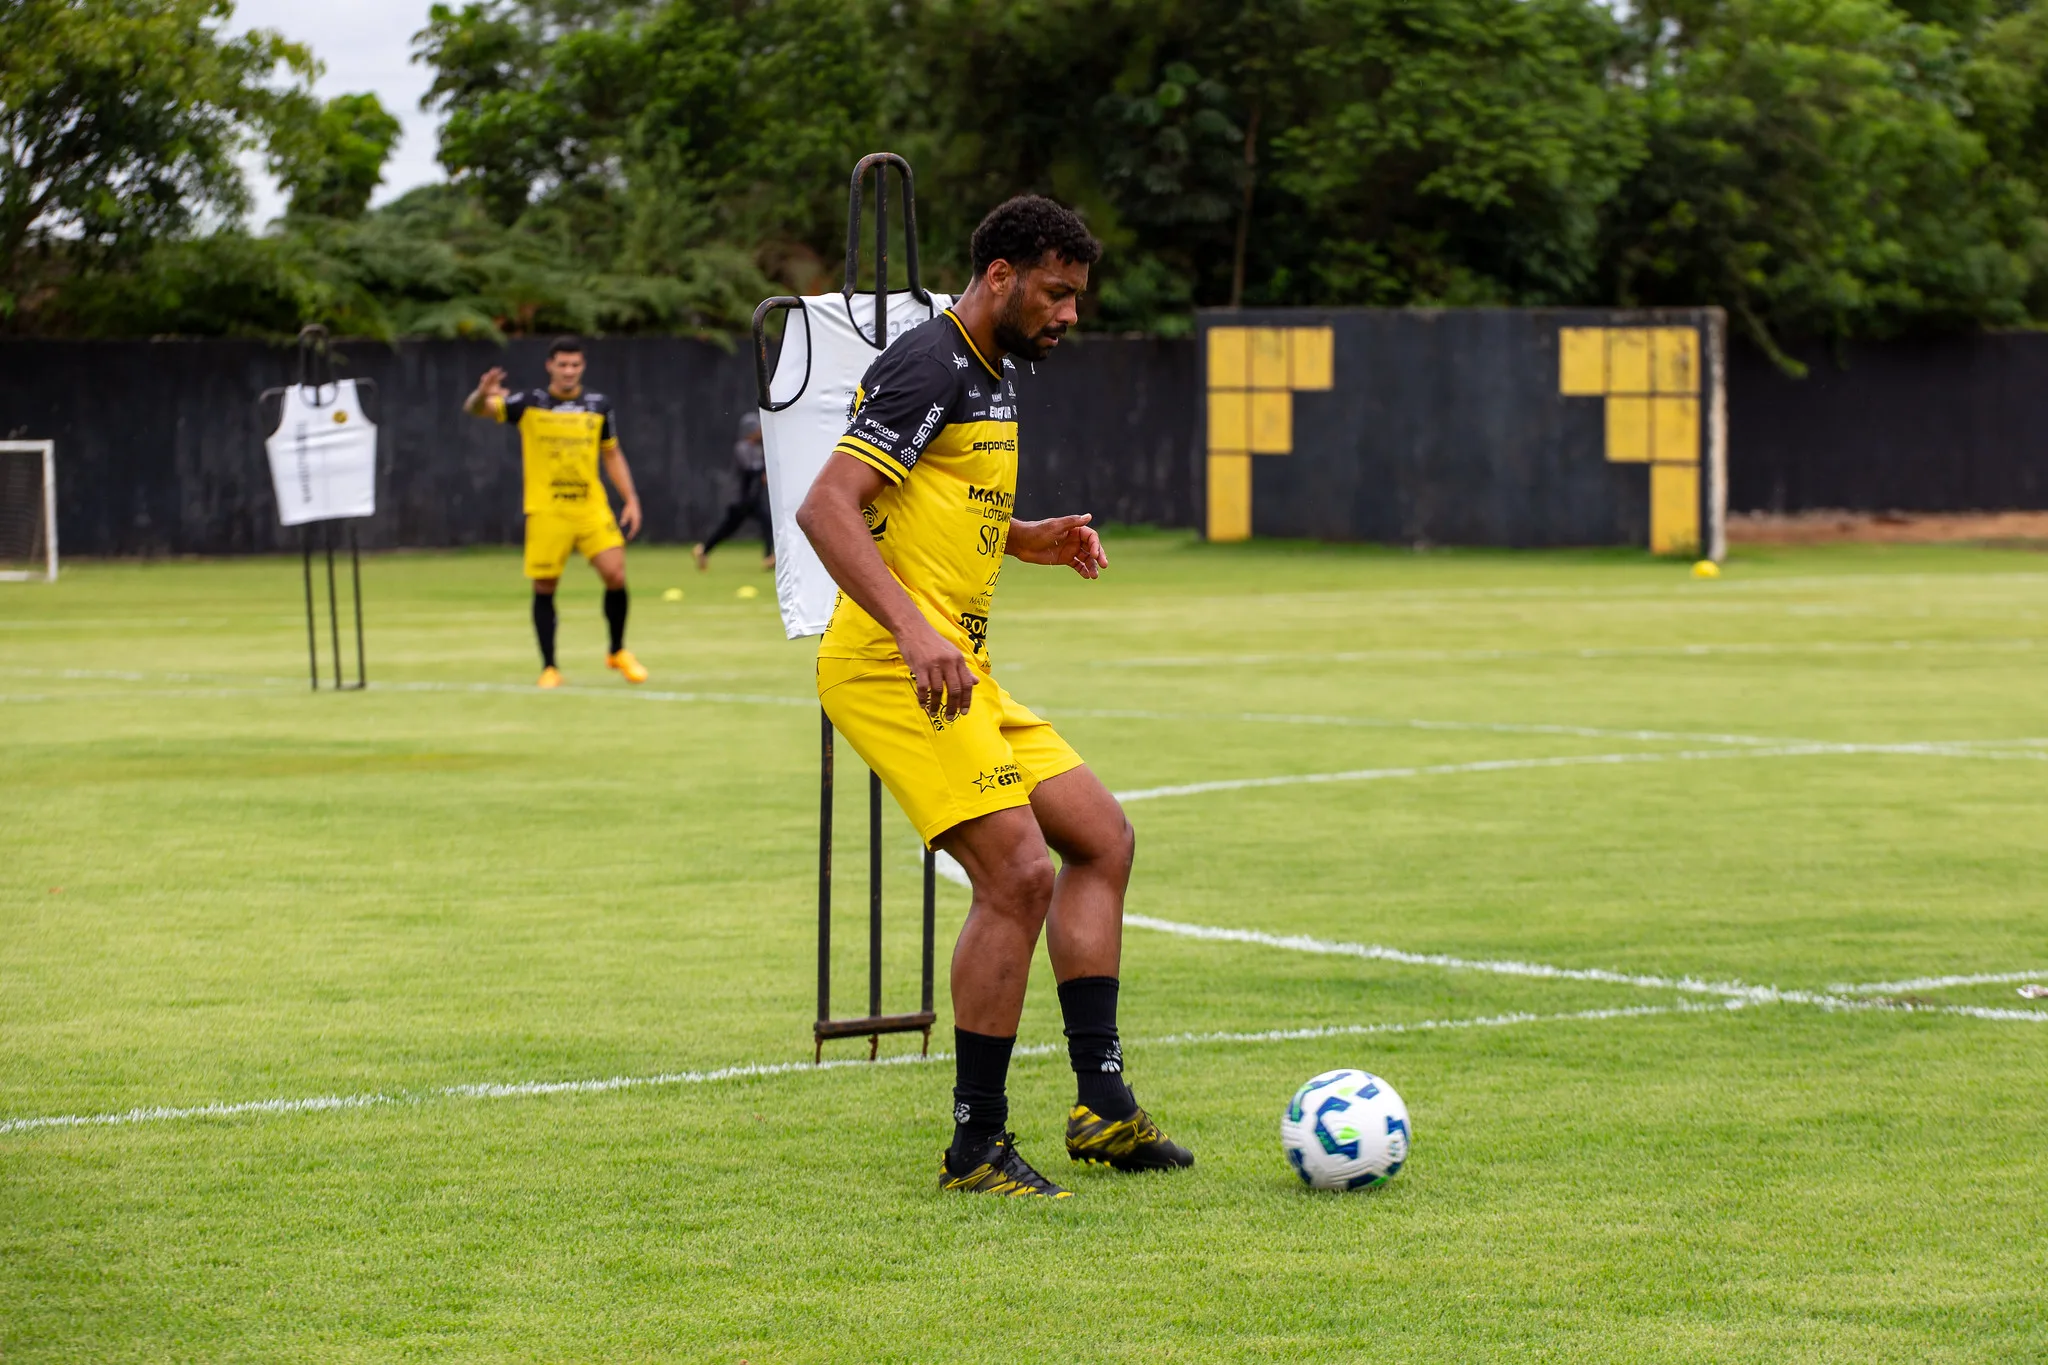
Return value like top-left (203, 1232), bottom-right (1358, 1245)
top-left (1122, 915), bottom-right (2048, 1024)
top-left (1833, 969), bottom-right (2048, 994)
top-left (16, 669), bottom-right (2048, 776)
top-left (1109, 742), bottom-right (2048, 804)
top-left (1085, 636), bottom-right (2046, 671)
top-left (0, 1003), bottom-right (1711, 1138)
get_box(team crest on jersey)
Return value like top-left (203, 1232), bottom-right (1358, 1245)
top-left (951, 353), bottom-right (969, 369)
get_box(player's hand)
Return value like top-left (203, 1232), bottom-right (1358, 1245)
top-left (898, 620), bottom-right (978, 719)
top-left (466, 367), bottom-right (507, 417)
top-left (1007, 513), bottom-right (1108, 579)
top-left (620, 497), bottom-right (643, 540)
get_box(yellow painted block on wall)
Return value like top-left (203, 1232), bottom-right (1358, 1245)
top-left (1207, 328), bottom-right (1248, 389)
top-left (1207, 453), bottom-right (1252, 541)
top-left (1653, 395), bottom-right (1699, 465)
top-left (1208, 389), bottom-right (1249, 453)
top-left (1250, 390), bottom-right (1293, 453)
top-left (1606, 395), bottom-right (1652, 462)
top-left (1652, 329), bottom-right (1700, 395)
top-left (1289, 327), bottom-right (1334, 390)
top-left (1559, 328), bottom-right (1607, 395)
top-left (1608, 330), bottom-right (1652, 394)
top-left (1249, 328), bottom-right (1290, 389)
top-left (1651, 462), bottom-right (1701, 555)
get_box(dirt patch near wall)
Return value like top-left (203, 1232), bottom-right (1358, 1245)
top-left (1728, 510), bottom-right (2048, 546)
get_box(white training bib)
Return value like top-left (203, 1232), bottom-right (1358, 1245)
top-left (264, 379), bottom-right (378, 526)
top-left (761, 290), bottom-right (953, 639)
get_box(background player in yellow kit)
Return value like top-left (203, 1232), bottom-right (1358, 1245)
top-left (463, 338), bottom-right (648, 687)
top-left (797, 197), bottom-right (1191, 1198)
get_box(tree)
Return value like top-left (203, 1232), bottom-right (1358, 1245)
top-left (0, 0), bottom-right (313, 322)
top-left (271, 93), bottom-right (404, 221)
top-left (1608, 0), bottom-right (2046, 359)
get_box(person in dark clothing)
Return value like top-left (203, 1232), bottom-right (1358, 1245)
top-left (693, 411), bottom-right (774, 572)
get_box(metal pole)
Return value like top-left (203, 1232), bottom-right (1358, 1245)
top-left (40, 443), bottom-right (57, 583)
top-left (869, 768), bottom-right (883, 1028)
top-left (873, 161), bottom-right (888, 343)
top-left (349, 522), bottom-right (366, 689)
top-left (921, 847), bottom-right (936, 1016)
top-left (302, 530), bottom-right (319, 691)
top-left (816, 709), bottom-right (834, 1055)
top-left (921, 845), bottom-right (936, 1055)
top-left (324, 523), bottom-right (342, 691)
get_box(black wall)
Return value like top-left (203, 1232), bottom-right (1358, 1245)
top-left (0, 337), bottom-right (758, 556)
top-left (0, 334), bottom-right (1194, 556)
top-left (10, 326), bottom-right (2048, 556)
top-left (1728, 333), bottom-right (2048, 513)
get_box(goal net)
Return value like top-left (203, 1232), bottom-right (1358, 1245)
top-left (0, 441), bottom-right (57, 582)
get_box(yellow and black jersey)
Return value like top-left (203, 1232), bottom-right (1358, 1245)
top-left (492, 388), bottom-right (619, 516)
top-left (823, 309), bottom-right (1023, 667)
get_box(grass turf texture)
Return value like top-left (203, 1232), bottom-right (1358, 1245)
top-left (3, 533), bottom-right (2045, 1361)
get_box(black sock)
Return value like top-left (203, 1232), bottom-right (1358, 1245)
top-left (603, 586), bottom-right (628, 654)
top-left (531, 591), bottom-right (557, 668)
top-left (1059, 975), bottom-right (1137, 1120)
top-left (949, 1028), bottom-right (1015, 1163)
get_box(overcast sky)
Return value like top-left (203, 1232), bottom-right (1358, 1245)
top-left (229, 0), bottom-right (445, 226)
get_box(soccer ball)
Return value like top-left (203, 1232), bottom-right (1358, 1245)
top-left (1281, 1068), bottom-right (1411, 1191)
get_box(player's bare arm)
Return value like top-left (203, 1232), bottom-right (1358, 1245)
top-left (797, 454), bottom-right (979, 718)
top-left (1007, 512), bottom-right (1108, 579)
top-left (462, 367), bottom-right (506, 418)
top-left (601, 446), bottom-right (643, 540)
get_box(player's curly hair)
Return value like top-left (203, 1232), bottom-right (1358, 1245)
top-left (970, 195), bottom-right (1102, 277)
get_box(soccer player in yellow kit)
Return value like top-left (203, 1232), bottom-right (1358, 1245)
top-left (463, 337), bottom-right (649, 687)
top-left (797, 197), bottom-right (1191, 1198)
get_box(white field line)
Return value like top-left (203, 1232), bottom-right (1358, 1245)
top-left (0, 1004), bottom-right (1701, 1138)
top-left (1046, 707), bottom-right (1794, 749)
top-left (934, 858), bottom-right (2048, 1026)
top-left (1110, 742), bottom-right (2048, 804)
top-left (1085, 637), bottom-right (2044, 670)
top-left (9, 668), bottom-right (2047, 768)
top-left (1122, 914), bottom-right (2048, 1026)
top-left (1832, 969), bottom-right (2048, 994)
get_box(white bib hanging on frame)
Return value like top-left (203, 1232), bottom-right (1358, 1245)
top-left (264, 379), bottom-right (377, 526)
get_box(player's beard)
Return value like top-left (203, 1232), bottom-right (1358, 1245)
top-left (993, 293), bottom-right (1066, 361)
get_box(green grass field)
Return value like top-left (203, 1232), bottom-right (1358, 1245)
top-left (4, 532), bottom-right (2046, 1362)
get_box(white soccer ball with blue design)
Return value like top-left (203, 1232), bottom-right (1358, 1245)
top-left (1281, 1068), bottom-right (1411, 1191)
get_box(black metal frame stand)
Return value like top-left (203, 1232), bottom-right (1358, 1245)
top-left (815, 709), bottom-right (938, 1063)
top-left (301, 519), bottom-right (366, 691)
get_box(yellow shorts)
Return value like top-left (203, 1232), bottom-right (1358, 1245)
top-left (817, 657), bottom-right (1085, 844)
top-left (524, 509), bottom-right (624, 579)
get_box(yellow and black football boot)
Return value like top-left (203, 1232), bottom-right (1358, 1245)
top-left (939, 1132), bottom-right (1074, 1198)
top-left (1066, 1098), bottom-right (1195, 1172)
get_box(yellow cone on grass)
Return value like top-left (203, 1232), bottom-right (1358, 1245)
top-left (662, 587), bottom-right (684, 602)
top-left (737, 585), bottom-right (759, 599)
top-left (1692, 560), bottom-right (1721, 579)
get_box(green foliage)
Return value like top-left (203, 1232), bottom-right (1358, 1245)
top-left (24, 0), bottom-right (2048, 345)
top-left (1609, 0), bottom-right (2048, 363)
top-left (271, 93), bottom-right (404, 221)
top-left (0, 0), bottom-right (313, 321)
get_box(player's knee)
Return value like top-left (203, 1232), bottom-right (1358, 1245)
top-left (1110, 814), bottom-right (1136, 878)
top-left (983, 847), bottom-right (1056, 922)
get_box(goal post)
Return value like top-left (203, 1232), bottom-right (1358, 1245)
top-left (0, 441), bottom-right (57, 583)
